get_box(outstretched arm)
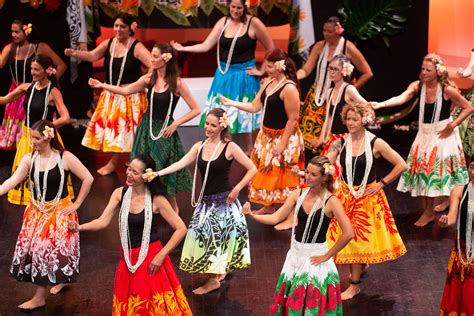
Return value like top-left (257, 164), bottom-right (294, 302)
top-left (0, 83), bottom-right (29, 104)
top-left (171, 18), bottom-right (225, 53)
top-left (243, 189), bottom-right (300, 225)
top-left (297, 41), bottom-right (323, 80)
top-left (75, 188), bottom-right (122, 231)
top-left (64, 39), bottom-right (108, 63)
top-left (88, 73), bottom-right (149, 95)
top-left (372, 81), bottom-right (419, 110)
top-left (0, 154), bottom-right (32, 196)
top-left (157, 142), bottom-right (201, 177)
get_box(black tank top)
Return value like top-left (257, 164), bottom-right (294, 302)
top-left (120, 186), bottom-right (160, 249)
top-left (340, 137), bottom-right (378, 185)
top-left (294, 195), bottom-right (333, 243)
top-left (29, 152), bottom-right (70, 201)
top-left (144, 89), bottom-right (180, 121)
top-left (23, 84), bottom-right (55, 127)
top-left (261, 81), bottom-right (294, 129)
top-left (417, 89), bottom-right (452, 123)
top-left (9, 52), bottom-right (35, 83)
top-left (327, 85), bottom-right (349, 135)
top-left (459, 185), bottom-right (470, 242)
top-left (104, 39), bottom-right (142, 85)
top-left (197, 142), bottom-right (232, 195)
top-left (219, 17), bottom-right (257, 64)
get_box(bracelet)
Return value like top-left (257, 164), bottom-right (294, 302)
top-left (380, 178), bottom-right (388, 186)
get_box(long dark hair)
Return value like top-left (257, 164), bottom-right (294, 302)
top-left (31, 120), bottom-right (65, 152)
top-left (131, 154), bottom-right (166, 197)
top-left (9, 19), bottom-right (40, 62)
top-left (116, 12), bottom-right (137, 36)
top-left (33, 54), bottom-right (58, 87)
top-left (267, 49), bottom-right (300, 92)
top-left (207, 108), bottom-right (231, 142)
top-left (308, 156), bottom-right (334, 192)
top-left (227, 0), bottom-right (248, 23)
top-left (148, 43), bottom-right (179, 94)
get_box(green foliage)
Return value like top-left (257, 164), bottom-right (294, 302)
top-left (337, 0), bottom-right (411, 47)
top-left (155, 4), bottom-right (191, 26)
top-left (201, 0), bottom-right (215, 16)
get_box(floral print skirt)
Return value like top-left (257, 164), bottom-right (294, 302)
top-left (397, 119), bottom-right (468, 197)
top-left (299, 86), bottom-right (327, 156)
top-left (10, 197), bottom-right (80, 285)
top-left (179, 191), bottom-right (250, 274)
top-left (249, 125), bottom-right (305, 206)
top-left (113, 241), bottom-right (192, 316)
top-left (270, 240), bottom-right (342, 315)
top-left (0, 81), bottom-right (25, 150)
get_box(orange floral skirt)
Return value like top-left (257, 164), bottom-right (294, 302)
top-left (113, 241), bottom-right (192, 316)
top-left (327, 181), bottom-right (407, 264)
top-left (248, 125), bottom-right (305, 206)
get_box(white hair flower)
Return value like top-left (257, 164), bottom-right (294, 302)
top-left (274, 59), bottom-right (286, 72)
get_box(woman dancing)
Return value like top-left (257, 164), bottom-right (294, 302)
top-left (171, 0), bottom-right (274, 152)
top-left (372, 53), bottom-right (473, 226)
top-left (325, 102), bottom-right (407, 300)
top-left (151, 108), bottom-right (256, 295)
top-left (243, 156), bottom-right (353, 315)
top-left (297, 16), bottom-right (372, 163)
top-left (0, 120), bottom-right (93, 310)
top-left (65, 12), bottom-right (151, 175)
top-left (0, 19), bottom-right (66, 150)
top-left (220, 49), bottom-right (305, 230)
top-left (69, 154), bottom-right (191, 315)
top-left (0, 54), bottom-right (71, 205)
top-left (88, 42), bottom-right (200, 213)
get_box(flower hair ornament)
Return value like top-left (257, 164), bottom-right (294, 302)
top-left (23, 23), bottom-right (33, 35)
top-left (323, 163), bottom-right (335, 176)
top-left (46, 66), bottom-right (57, 76)
top-left (43, 126), bottom-right (55, 139)
top-left (219, 112), bottom-right (232, 129)
top-left (362, 113), bottom-right (375, 125)
top-left (143, 168), bottom-right (157, 183)
top-left (130, 21), bottom-right (138, 33)
top-left (161, 52), bottom-right (172, 62)
top-left (341, 62), bottom-right (354, 77)
top-left (334, 22), bottom-right (344, 35)
top-left (435, 62), bottom-right (447, 76)
top-left (274, 59), bottom-right (286, 72)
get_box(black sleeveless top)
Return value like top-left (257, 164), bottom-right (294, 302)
top-left (261, 82), bottom-right (294, 129)
top-left (327, 85), bottom-right (349, 135)
top-left (197, 142), bottom-right (232, 195)
top-left (144, 89), bottom-right (180, 121)
top-left (9, 51), bottom-right (35, 83)
top-left (294, 195), bottom-right (333, 243)
top-left (23, 84), bottom-right (55, 127)
top-left (459, 185), bottom-right (470, 242)
top-left (417, 89), bottom-right (452, 123)
top-left (219, 17), bottom-right (257, 64)
top-left (29, 152), bottom-right (70, 201)
top-left (340, 137), bottom-right (378, 185)
top-left (104, 39), bottom-right (142, 85)
top-left (120, 186), bottom-right (160, 249)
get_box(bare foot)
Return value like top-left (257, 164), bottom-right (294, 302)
top-left (414, 213), bottom-right (435, 227)
top-left (18, 297), bottom-right (46, 310)
top-left (50, 284), bottom-right (67, 295)
top-left (97, 163), bottom-right (117, 176)
top-left (192, 278), bottom-right (221, 295)
top-left (254, 206), bottom-right (275, 215)
top-left (274, 216), bottom-right (294, 231)
top-left (341, 284), bottom-right (361, 301)
top-left (434, 199), bottom-right (449, 212)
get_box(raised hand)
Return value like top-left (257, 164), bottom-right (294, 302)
top-left (170, 40), bottom-right (184, 52)
top-left (242, 202), bottom-right (252, 215)
top-left (88, 78), bottom-right (103, 89)
top-left (64, 48), bottom-right (76, 57)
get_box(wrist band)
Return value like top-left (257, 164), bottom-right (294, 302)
top-left (380, 178), bottom-right (388, 186)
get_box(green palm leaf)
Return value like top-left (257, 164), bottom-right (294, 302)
top-left (337, 0), bottom-right (411, 47)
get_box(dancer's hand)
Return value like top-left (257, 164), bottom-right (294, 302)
top-left (246, 67), bottom-right (264, 76)
top-left (370, 101), bottom-right (385, 110)
top-left (142, 169), bottom-right (158, 182)
top-left (227, 188), bottom-right (239, 204)
top-left (242, 202), bottom-right (252, 215)
top-left (438, 123), bottom-right (454, 139)
top-left (60, 203), bottom-right (80, 216)
top-left (438, 214), bottom-right (456, 227)
top-left (170, 40), bottom-right (184, 52)
top-left (219, 95), bottom-right (234, 107)
top-left (149, 253), bottom-right (165, 275)
top-left (68, 222), bottom-right (80, 233)
top-left (272, 143), bottom-right (285, 156)
top-left (291, 166), bottom-right (304, 177)
top-left (163, 122), bottom-right (178, 138)
top-left (310, 253), bottom-right (330, 266)
top-left (64, 48), bottom-right (76, 57)
top-left (88, 78), bottom-right (103, 89)
top-left (311, 138), bottom-right (323, 148)
top-left (364, 182), bottom-right (384, 196)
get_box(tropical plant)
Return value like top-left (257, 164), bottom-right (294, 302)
top-left (337, 0), bottom-right (411, 47)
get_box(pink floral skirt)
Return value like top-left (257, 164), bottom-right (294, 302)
top-left (0, 82), bottom-right (26, 150)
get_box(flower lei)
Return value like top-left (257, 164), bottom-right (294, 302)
top-left (143, 168), bottom-right (157, 182)
top-left (334, 22), bottom-right (344, 35)
top-left (341, 62), bottom-right (354, 77)
top-left (43, 126), bottom-right (55, 139)
top-left (274, 59), bottom-right (286, 72)
top-left (435, 62), bottom-right (447, 76)
top-left (46, 66), bottom-right (57, 76)
top-left (161, 52), bottom-right (172, 62)
top-left (130, 21), bottom-right (138, 33)
top-left (219, 112), bottom-right (232, 129)
top-left (362, 113), bottom-right (375, 125)
top-left (23, 23), bottom-right (33, 35)
top-left (323, 163), bottom-right (335, 175)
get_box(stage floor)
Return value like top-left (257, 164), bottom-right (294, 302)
top-left (0, 125), bottom-right (454, 315)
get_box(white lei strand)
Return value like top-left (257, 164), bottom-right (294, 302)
top-left (457, 182), bottom-right (474, 266)
top-left (216, 20), bottom-right (244, 75)
top-left (314, 37), bottom-right (345, 107)
top-left (260, 77), bottom-right (289, 124)
top-left (344, 130), bottom-right (373, 198)
top-left (419, 83), bottom-right (443, 141)
top-left (149, 88), bottom-right (173, 140)
top-left (26, 81), bottom-right (51, 147)
top-left (11, 43), bottom-right (33, 85)
top-left (28, 150), bottom-right (65, 213)
top-left (119, 187), bottom-right (153, 273)
top-left (321, 83), bottom-right (348, 142)
top-left (191, 140), bottom-right (223, 207)
top-left (109, 37), bottom-right (131, 86)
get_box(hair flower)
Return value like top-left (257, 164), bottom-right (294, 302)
top-left (334, 22), bottom-right (344, 35)
top-left (274, 59), bottom-right (286, 72)
top-left (43, 126), bottom-right (55, 139)
top-left (362, 113), bottom-right (375, 125)
top-left (245, 1), bottom-right (249, 7)
top-left (219, 112), bottom-right (232, 129)
top-left (23, 23), bottom-right (33, 35)
top-left (323, 163), bottom-right (335, 176)
top-left (341, 62), bottom-right (354, 77)
top-left (161, 52), bottom-right (172, 62)
top-left (130, 21), bottom-right (138, 33)
top-left (46, 66), bottom-right (57, 76)
top-left (435, 63), bottom-right (447, 76)
top-left (143, 168), bottom-right (157, 182)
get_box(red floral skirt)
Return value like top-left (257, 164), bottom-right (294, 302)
top-left (113, 241), bottom-right (192, 315)
top-left (440, 243), bottom-right (474, 316)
